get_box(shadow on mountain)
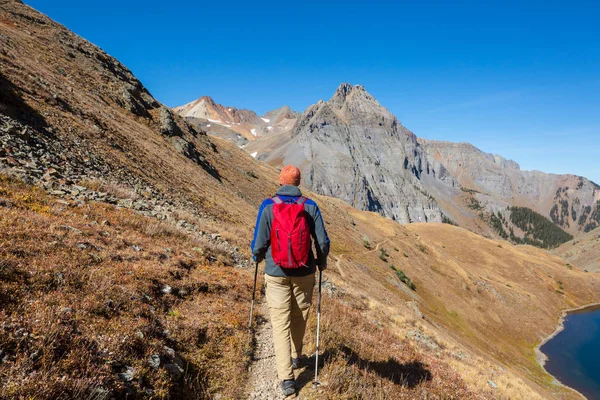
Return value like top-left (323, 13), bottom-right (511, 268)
top-left (295, 345), bottom-right (432, 391)
top-left (0, 72), bottom-right (47, 130)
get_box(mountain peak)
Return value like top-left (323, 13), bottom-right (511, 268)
top-left (325, 83), bottom-right (392, 121)
top-left (329, 83), bottom-right (377, 108)
top-left (197, 96), bottom-right (217, 106)
top-left (332, 83), bottom-right (366, 100)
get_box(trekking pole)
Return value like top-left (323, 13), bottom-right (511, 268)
top-left (245, 261), bottom-right (259, 356)
top-left (313, 269), bottom-right (323, 389)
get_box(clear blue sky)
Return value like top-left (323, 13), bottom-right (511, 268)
top-left (26, 0), bottom-right (600, 184)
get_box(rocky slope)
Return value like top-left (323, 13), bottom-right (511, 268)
top-left (2, 2), bottom-right (600, 399)
top-left (174, 96), bottom-right (297, 142)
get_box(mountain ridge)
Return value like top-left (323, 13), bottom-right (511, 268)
top-left (249, 82), bottom-right (600, 243)
top-left (173, 96), bottom-right (298, 143)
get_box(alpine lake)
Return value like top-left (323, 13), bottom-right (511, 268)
top-left (540, 305), bottom-right (600, 400)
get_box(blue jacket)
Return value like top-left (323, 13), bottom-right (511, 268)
top-left (251, 185), bottom-right (330, 277)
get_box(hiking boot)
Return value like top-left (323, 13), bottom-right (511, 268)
top-left (281, 379), bottom-right (296, 396)
top-left (291, 356), bottom-right (306, 370)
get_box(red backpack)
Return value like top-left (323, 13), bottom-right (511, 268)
top-left (271, 196), bottom-right (311, 268)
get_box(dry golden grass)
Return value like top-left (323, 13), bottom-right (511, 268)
top-left (0, 175), bottom-right (252, 399)
top-left (299, 294), bottom-right (481, 399)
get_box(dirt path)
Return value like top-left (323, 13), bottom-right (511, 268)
top-left (335, 254), bottom-right (347, 278)
top-left (335, 238), bottom-right (390, 277)
top-left (246, 302), bottom-right (283, 399)
top-left (246, 302), bottom-right (314, 399)
top-left (366, 238), bottom-right (390, 254)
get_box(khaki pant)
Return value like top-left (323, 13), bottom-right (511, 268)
top-left (264, 273), bottom-right (316, 380)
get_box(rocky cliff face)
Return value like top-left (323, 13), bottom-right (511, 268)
top-left (260, 84), bottom-right (447, 223)
top-left (419, 139), bottom-right (600, 234)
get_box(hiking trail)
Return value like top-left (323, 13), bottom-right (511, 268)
top-left (335, 238), bottom-right (390, 277)
top-left (246, 301), bottom-right (282, 399)
top-left (246, 301), bottom-right (313, 399)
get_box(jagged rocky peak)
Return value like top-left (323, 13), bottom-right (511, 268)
top-left (265, 83), bottom-right (443, 224)
top-left (329, 83), bottom-right (391, 118)
top-left (197, 95), bottom-right (217, 105)
top-left (331, 82), bottom-right (369, 98)
top-left (330, 82), bottom-right (363, 103)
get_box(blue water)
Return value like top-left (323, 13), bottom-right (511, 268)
top-left (540, 305), bottom-right (600, 400)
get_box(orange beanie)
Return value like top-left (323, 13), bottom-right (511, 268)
top-left (279, 165), bottom-right (301, 186)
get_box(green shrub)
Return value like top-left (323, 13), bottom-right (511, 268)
top-left (389, 264), bottom-right (416, 290)
top-left (442, 214), bottom-right (458, 226)
top-left (379, 248), bottom-right (388, 262)
top-left (467, 197), bottom-right (483, 210)
top-left (489, 213), bottom-right (508, 239)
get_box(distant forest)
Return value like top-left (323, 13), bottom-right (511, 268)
top-left (508, 206), bottom-right (573, 249)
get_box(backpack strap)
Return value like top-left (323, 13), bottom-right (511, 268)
top-left (272, 196), bottom-right (283, 204)
top-left (295, 196), bottom-right (308, 205)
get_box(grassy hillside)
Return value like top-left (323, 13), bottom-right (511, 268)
top-left (555, 226), bottom-right (600, 272)
top-left (0, 175), bottom-right (252, 398)
top-left (316, 200), bottom-right (600, 399)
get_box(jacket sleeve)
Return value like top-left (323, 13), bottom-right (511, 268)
top-left (308, 202), bottom-right (330, 267)
top-left (251, 200), bottom-right (271, 262)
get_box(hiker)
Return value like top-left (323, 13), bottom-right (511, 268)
top-left (251, 165), bottom-right (330, 396)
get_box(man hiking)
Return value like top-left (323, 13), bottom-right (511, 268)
top-left (251, 165), bottom-right (330, 396)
